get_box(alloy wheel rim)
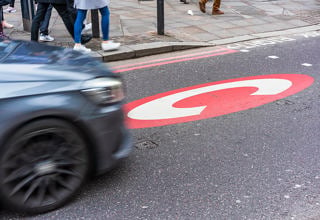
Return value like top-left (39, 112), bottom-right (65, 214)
top-left (0, 128), bottom-right (88, 208)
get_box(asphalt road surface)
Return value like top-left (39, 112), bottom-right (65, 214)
top-left (1, 33), bottom-right (320, 219)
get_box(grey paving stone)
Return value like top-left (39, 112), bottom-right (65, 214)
top-left (191, 32), bottom-right (221, 41)
top-left (211, 29), bottom-right (235, 38)
top-left (246, 18), bottom-right (268, 25)
top-left (226, 27), bottom-right (254, 36)
top-left (223, 2), bottom-right (248, 7)
top-left (211, 22), bottom-right (237, 29)
top-left (198, 23), bottom-right (226, 34)
top-left (229, 20), bottom-right (254, 27)
top-left (209, 35), bottom-right (256, 45)
top-left (5, 0), bottom-right (320, 62)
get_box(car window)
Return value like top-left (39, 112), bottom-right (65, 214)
top-left (3, 41), bottom-right (60, 64)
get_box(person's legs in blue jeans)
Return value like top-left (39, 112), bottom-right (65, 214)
top-left (73, 9), bottom-right (91, 52)
top-left (99, 6), bottom-right (120, 51)
top-left (74, 9), bottom-right (87, 43)
top-left (99, 6), bottom-right (109, 41)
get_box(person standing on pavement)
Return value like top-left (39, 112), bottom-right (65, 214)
top-left (73, 0), bottom-right (120, 53)
top-left (31, 0), bottom-right (91, 44)
top-left (199, 0), bottom-right (224, 15)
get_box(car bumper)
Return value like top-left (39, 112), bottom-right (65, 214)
top-left (78, 103), bottom-right (133, 175)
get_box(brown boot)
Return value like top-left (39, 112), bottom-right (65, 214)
top-left (212, 9), bottom-right (224, 15)
top-left (199, 1), bottom-right (206, 13)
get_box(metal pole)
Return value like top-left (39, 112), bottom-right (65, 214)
top-left (157, 0), bottom-right (164, 35)
top-left (20, 0), bottom-right (35, 32)
top-left (91, 9), bottom-right (100, 38)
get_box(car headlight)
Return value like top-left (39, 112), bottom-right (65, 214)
top-left (81, 77), bottom-right (124, 105)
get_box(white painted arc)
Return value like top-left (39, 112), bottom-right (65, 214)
top-left (127, 79), bottom-right (292, 120)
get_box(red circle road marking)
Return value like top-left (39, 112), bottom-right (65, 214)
top-left (124, 74), bottom-right (314, 129)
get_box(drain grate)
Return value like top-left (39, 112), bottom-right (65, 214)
top-left (135, 140), bottom-right (158, 150)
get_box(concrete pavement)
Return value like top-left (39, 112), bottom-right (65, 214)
top-left (3, 0), bottom-right (320, 62)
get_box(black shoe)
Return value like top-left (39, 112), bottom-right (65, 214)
top-left (180, 0), bottom-right (189, 3)
top-left (81, 34), bottom-right (92, 45)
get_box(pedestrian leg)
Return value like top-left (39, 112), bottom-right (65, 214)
top-left (73, 9), bottom-right (91, 53)
top-left (31, 3), bottom-right (49, 41)
top-left (39, 4), bottom-right (54, 42)
top-left (212, 0), bottom-right (224, 15)
top-left (52, 4), bottom-right (75, 38)
top-left (100, 6), bottom-right (120, 51)
top-left (199, 0), bottom-right (208, 13)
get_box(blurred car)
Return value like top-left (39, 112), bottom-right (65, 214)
top-left (0, 39), bottom-right (132, 214)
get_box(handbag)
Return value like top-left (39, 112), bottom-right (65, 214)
top-left (0, 0), bottom-right (11, 6)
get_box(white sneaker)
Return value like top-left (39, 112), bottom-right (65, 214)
top-left (101, 41), bottom-right (120, 51)
top-left (39, 34), bottom-right (54, 42)
top-left (4, 7), bottom-right (16, 13)
top-left (82, 23), bottom-right (92, 34)
top-left (73, 44), bottom-right (92, 53)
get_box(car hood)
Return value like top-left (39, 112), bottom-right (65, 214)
top-left (0, 40), bottom-right (115, 82)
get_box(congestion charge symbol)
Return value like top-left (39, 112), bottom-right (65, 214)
top-left (125, 74), bottom-right (314, 129)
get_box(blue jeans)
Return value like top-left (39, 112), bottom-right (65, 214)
top-left (74, 6), bottom-right (110, 43)
top-left (10, 0), bottom-right (15, 8)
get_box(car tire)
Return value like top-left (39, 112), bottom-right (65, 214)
top-left (0, 119), bottom-right (90, 214)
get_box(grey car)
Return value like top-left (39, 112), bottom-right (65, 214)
top-left (0, 40), bottom-right (132, 214)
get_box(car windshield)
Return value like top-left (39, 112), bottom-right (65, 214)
top-left (1, 40), bottom-right (64, 64)
top-left (0, 40), bottom-right (113, 76)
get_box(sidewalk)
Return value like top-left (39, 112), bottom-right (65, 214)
top-left (3, 0), bottom-right (320, 62)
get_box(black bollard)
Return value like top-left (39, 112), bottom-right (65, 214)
top-left (20, 0), bottom-right (35, 32)
top-left (91, 9), bottom-right (100, 38)
top-left (157, 0), bottom-right (164, 35)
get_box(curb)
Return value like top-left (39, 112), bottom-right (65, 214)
top-left (96, 42), bottom-right (212, 62)
top-left (97, 24), bottom-right (320, 62)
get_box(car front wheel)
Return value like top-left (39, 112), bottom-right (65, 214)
top-left (0, 119), bottom-right (89, 214)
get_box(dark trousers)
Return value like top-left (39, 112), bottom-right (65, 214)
top-left (31, 3), bottom-right (76, 41)
top-left (9, 0), bottom-right (15, 8)
top-left (0, 7), bottom-right (3, 33)
top-left (39, 4), bottom-right (53, 35)
top-left (0, 6), bottom-right (3, 21)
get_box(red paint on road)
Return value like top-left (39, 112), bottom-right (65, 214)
top-left (112, 47), bottom-right (228, 69)
top-left (112, 48), bottom-right (238, 73)
top-left (125, 74), bottom-right (314, 129)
